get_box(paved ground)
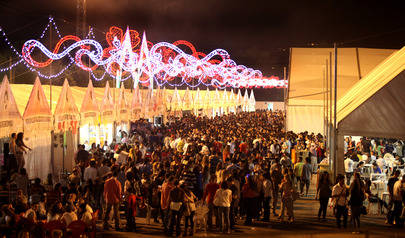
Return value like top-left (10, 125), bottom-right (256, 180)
top-left (98, 178), bottom-right (405, 238)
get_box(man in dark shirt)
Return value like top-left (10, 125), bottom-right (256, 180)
top-left (361, 137), bottom-right (372, 154)
top-left (387, 170), bottom-right (401, 211)
top-left (75, 144), bottom-right (90, 180)
top-left (168, 180), bottom-right (185, 237)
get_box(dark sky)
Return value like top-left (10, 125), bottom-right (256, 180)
top-left (0, 0), bottom-right (404, 100)
top-left (1, 0), bottom-right (404, 76)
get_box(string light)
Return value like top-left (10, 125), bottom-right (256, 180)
top-left (0, 18), bottom-right (287, 88)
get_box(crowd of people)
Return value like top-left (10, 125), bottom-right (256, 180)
top-left (0, 110), bottom-right (405, 237)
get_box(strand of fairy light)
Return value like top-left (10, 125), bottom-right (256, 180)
top-left (0, 17), bottom-right (102, 80)
top-left (0, 17), bottom-right (287, 88)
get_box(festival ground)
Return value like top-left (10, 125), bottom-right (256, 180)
top-left (99, 178), bottom-right (405, 238)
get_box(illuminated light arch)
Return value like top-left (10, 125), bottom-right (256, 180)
top-left (0, 17), bottom-right (287, 88)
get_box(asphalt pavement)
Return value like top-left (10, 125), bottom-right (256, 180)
top-left (98, 177), bottom-right (405, 238)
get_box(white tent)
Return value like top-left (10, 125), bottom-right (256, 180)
top-left (170, 87), bottom-right (183, 117)
top-left (182, 87), bottom-right (193, 111)
top-left (334, 47), bottom-right (405, 174)
top-left (228, 89), bottom-right (236, 113)
top-left (213, 88), bottom-right (221, 117)
top-left (53, 79), bottom-right (79, 173)
top-left (156, 87), bottom-right (166, 116)
top-left (0, 75), bottom-right (22, 138)
top-left (249, 90), bottom-right (256, 112)
top-left (193, 88), bottom-right (203, 116)
top-left (203, 88), bottom-right (212, 117)
top-left (236, 89), bottom-right (242, 112)
top-left (221, 89), bottom-right (229, 115)
top-left (131, 86), bottom-right (142, 121)
top-left (142, 88), bottom-right (153, 120)
top-left (116, 84), bottom-right (130, 139)
top-left (100, 82), bottom-right (115, 145)
top-left (23, 77), bottom-right (52, 181)
top-left (79, 80), bottom-right (100, 147)
top-left (242, 89), bottom-right (249, 112)
top-left (287, 47), bottom-right (397, 134)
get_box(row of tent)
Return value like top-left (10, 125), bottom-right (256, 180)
top-left (0, 75), bottom-right (256, 181)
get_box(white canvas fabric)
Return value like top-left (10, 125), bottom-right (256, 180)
top-left (23, 77), bottom-right (52, 181)
top-left (53, 79), bottom-right (79, 173)
top-left (287, 47), bottom-right (396, 134)
top-left (183, 88), bottom-right (193, 111)
top-left (117, 84), bottom-right (129, 123)
top-left (131, 86), bottom-right (142, 121)
top-left (337, 46), bottom-right (405, 138)
top-left (0, 75), bottom-right (22, 138)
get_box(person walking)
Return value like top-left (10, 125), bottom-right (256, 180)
top-left (316, 171), bottom-right (332, 221)
top-left (182, 183), bottom-right (197, 236)
top-left (203, 175), bottom-right (220, 230)
top-left (103, 170), bottom-right (122, 231)
top-left (300, 157), bottom-right (312, 197)
top-left (242, 175), bottom-right (260, 225)
top-left (271, 159), bottom-right (283, 216)
top-left (213, 181), bottom-right (232, 234)
top-left (349, 172), bottom-right (365, 229)
top-left (167, 180), bottom-right (185, 237)
top-left (278, 174), bottom-right (295, 223)
top-left (332, 174), bottom-right (348, 228)
top-left (392, 175), bottom-right (405, 227)
top-left (262, 172), bottom-right (273, 221)
top-left (161, 175), bottom-right (175, 234)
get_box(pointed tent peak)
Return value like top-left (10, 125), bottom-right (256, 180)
top-left (81, 79), bottom-right (99, 113)
top-left (131, 85), bottom-right (142, 107)
top-left (54, 78), bottom-right (78, 116)
top-left (1, 75), bottom-right (9, 89)
top-left (23, 76), bottom-right (51, 118)
top-left (183, 87), bottom-right (193, 104)
top-left (249, 89), bottom-right (255, 101)
top-left (118, 83), bottom-right (127, 104)
top-left (2, 74), bottom-right (8, 83)
top-left (0, 74), bottom-right (21, 119)
top-left (102, 81), bottom-right (114, 106)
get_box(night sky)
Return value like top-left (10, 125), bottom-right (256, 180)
top-left (0, 0), bottom-right (404, 100)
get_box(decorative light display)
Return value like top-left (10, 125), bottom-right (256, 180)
top-left (0, 17), bottom-right (287, 88)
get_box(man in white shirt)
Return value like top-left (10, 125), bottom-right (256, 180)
top-left (84, 159), bottom-right (98, 183)
top-left (332, 174), bottom-right (348, 228)
top-left (344, 157), bottom-right (354, 185)
top-left (60, 205), bottom-right (78, 226)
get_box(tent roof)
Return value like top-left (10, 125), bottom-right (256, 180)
top-left (80, 80), bottom-right (100, 113)
top-left (23, 77), bottom-right (51, 118)
top-left (337, 46), bottom-right (405, 138)
top-left (54, 79), bottom-right (79, 116)
top-left (100, 81), bottom-right (114, 112)
top-left (0, 75), bottom-right (21, 121)
top-left (288, 47), bottom-right (397, 102)
top-left (117, 84), bottom-right (129, 110)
